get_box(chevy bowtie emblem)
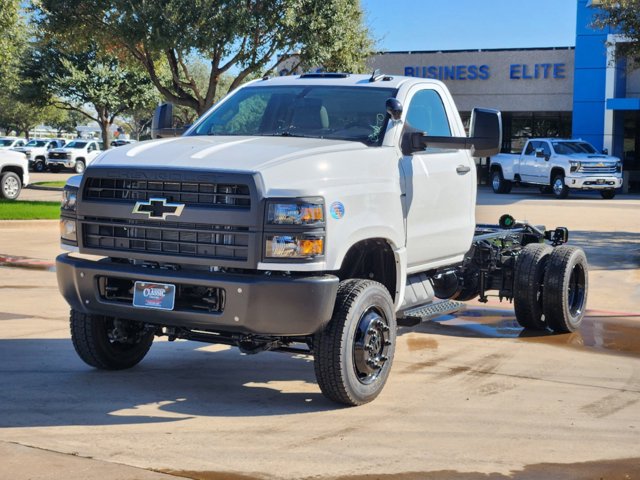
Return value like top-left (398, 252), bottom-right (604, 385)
top-left (132, 198), bottom-right (185, 220)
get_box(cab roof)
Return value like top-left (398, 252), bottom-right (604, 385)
top-left (255, 73), bottom-right (438, 90)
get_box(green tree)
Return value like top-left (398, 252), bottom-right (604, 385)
top-left (593, 1), bottom-right (640, 62)
top-left (34, 0), bottom-right (374, 116)
top-left (0, 94), bottom-right (65, 138)
top-left (23, 42), bottom-right (158, 148)
top-left (0, 0), bottom-right (25, 91)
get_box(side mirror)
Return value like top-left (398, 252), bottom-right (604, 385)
top-left (409, 108), bottom-right (502, 157)
top-left (386, 98), bottom-right (403, 121)
top-left (535, 148), bottom-right (546, 158)
top-left (602, 148), bottom-right (608, 155)
top-left (151, 103), bottom-right (189, 138)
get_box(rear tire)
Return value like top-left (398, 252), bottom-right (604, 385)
top-left (600, 189), bottom-right (616, 199)
top-left (543, 246), bottom-right (589, 333)
top-left (514, 243), bottom-right (553, 330)
top-left (551, 173), bottom-right (569, 199)
top-left (70, 309), bottom-right (154, 369)
top-left (314, 279), bottom-right (396, 406)
top-left (0, 172), bottom-right (22, 200)
top-left (491, 169), bottom-right (512, 194)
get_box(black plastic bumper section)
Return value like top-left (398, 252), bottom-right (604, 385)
top-left (56, 253), bottom-right (339, 336)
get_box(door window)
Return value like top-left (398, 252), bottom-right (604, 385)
top-left (405, 89), bottom-right (451, 138)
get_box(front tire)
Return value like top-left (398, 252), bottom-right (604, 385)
top-left (551, 173), bottom-right (569, 199)
top-left (74, 160), bottom-right (86, 174)
top-left (543, 246), bottom-right (589, 333)
top-left (314, 279), bottom-right (396, 406)
top-left (0, 172), bottom-right (22, 200)
top-left (491, 169), bottom-right (512, 194)
top-left (70, 310), bottom-right (155, 369)
top-left (600, 189), bottom-right (616, 199)
top-left (34, 160), bottom-right (46, 172)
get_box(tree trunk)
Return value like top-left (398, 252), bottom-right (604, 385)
top-left (100, 120), bottom-right (111, 150)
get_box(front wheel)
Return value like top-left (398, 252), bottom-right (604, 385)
top-left (0, 172), bottom-right (22, 200)
top-left (34, 160), bottom-right (46, 172)
top-left (551, 173), bottom-right (569, 199)
top-left (74, 160), bottom-right (86, 174)
top-left (600, 189), bottom-right (616, 199)
top-left (314, 279), bottom-right (396, 406)
top-left (70, 310), bottom-right (155, 369)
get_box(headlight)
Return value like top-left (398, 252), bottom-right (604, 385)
top-left (60, 218), bottom-right (77, 242)
top-left (266, 199), bottom-right (324, 225)
top-left (263, 198), bottom-right (325, 260)
top-left (61, 186), bottom-right (78, 211)
top-left (265, 235), bottom-right (324, 258)
top-left (569, 160), bottom-right (580, 173)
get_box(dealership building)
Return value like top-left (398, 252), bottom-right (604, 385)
top-left (368, 0), bottom-right (640, 191)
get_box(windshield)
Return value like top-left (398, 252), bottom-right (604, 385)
top-left (191, 85), bottom-right (396, 146)
top-left (66, 141), bottom-right (87, 149)
top-left (0, 139), bottom-right (15, 146)
top-left (552, 141), bottom-right (597, 154)
top-left (25, 140), bottom-right (47, 147)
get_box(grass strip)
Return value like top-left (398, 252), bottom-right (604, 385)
top-left (0, 200), bottom-right (60, 220)
top-left (32, 181), bottom-right (66, 188)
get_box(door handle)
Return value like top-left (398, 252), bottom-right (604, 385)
top-left (456, 165), bottom-right (471, 174)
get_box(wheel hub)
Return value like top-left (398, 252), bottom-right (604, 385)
top-left (553, 178), bottom-right (564, 195)
top-left (353, 308), bottom-right (392, 385)
top-left (3, 177), bottom-right (19, 197)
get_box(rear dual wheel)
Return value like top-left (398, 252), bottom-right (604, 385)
top-left (514, 245), bottom-right (588, 333)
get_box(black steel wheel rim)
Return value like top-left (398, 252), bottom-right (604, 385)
top-left (353, 306), bottom-right (391, 385)
top-left (567, 263), bottom-right (586, 317)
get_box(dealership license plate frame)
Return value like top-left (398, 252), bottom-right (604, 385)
top-left (133, 281), bottom-right (176, 311)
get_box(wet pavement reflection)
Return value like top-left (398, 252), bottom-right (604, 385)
top-left (414, 307), bottom-right (640, 358)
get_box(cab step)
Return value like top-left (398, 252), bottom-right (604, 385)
top-left (397, 300), bottom-right (466, 327)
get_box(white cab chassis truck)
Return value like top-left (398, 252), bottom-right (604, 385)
top-left (57, 73), bottom-right (589, 406)
top-left (490, 138), bottom-right (623, 199)
top-left (0, 149), bottom-right (29, 199)
top-left (47, 139), bottom-right (102, 173)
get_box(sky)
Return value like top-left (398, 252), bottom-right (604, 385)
top-left (361, 0), bottom-right (578, 52)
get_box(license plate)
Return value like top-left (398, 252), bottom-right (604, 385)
top-left (597, 179), bottom-right (605, 184)
top-left (133, 281), bottom-right (175, 310)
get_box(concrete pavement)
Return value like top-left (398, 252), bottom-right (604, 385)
top-left (0, 189), bottom-right (639, 479)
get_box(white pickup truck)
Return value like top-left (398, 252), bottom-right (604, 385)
top-left (490, 138), bottom-right (623, 199)
top-left (0, 149), bottom-right (29, 199)
top-left (0, 137), bottom-right (26, 150)
top-left (47, 139), bottom-right (102, 173)
top-left (12, 138), bottom-right (67, 172)
top-left (56, 73), bottom-right (589, 406)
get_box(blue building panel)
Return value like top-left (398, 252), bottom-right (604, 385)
top-left (573, 68), bottom-right (607, 102)
top-left (606, 98), bottom-right (640, 110)
top-left (574, 35), bottom-right (608, 69)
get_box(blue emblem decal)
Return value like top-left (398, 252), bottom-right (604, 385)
top-left (330, 201), bottom-right (345, 220)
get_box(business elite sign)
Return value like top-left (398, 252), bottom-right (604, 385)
top-left (404, 63), bottom-right (566, 81)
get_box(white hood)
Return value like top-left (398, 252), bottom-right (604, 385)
top-left (92, 136), bottom-right (368, 171)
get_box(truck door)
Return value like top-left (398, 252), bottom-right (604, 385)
top-left (520, 141), bottom-right (539, 182)
top-left (400, 87), bottom-right (476, 270)
top-left (534, 141), bottom-right (552, 183)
